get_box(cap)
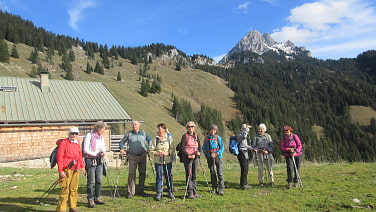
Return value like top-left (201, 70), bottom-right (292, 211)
top-left (241, 124), bottom-right (252, 129)
top-left (69, 127), bottom-right (79, 134)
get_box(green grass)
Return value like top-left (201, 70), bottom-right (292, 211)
top-left (0, 162), bottom-right (375, 211)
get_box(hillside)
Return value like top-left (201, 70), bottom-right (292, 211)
top-left (0, 41), bottom-right (239, 140)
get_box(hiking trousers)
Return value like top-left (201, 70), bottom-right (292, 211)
top-left (56, 169), bottom-right (79, 212)
top-left (237, 152), bottom-right (250, 186)
top-left (255, 152), bottom-right (274, 183)
top-left (184, 158), bottom-right (199, 195)
top-left (285, 154), bottom-right (302, 183)
top-left (128, 152), bottom-right (147, 195)
top-left (206, 156), bottom-right (225, 190)
top-left (85, 158), bottom-right (104, 200)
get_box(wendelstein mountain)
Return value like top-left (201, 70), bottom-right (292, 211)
top-left (0, 10), bottom-right (376, 162)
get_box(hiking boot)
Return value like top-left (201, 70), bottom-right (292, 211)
top-left (188, 194), bottom-right (196, 199)
top-left (240, 184), bottom-right (252, 189)
top-left (168, 192), bottom-right (175, 199)
top-left (88, 200), bottom-right (96, 208)
top-left (210, 188), bottom-right (217, 194)
top-left (194, 193), bottom-right (201, 198)
top-left (127, 193), bottom-right (134, 199)
top-left (69, 208), bottom-right (79, 212)
top-left (94, 199), bottom-right (105, 205)
top-left (218, 188), bottom-right (224, 196)
top-left (294, 183), bottom-right (299, 187)
top-left (259, 182), bottom-right (264, 187)
top-left (287, 183), bottom-right (293, 189)
top-left (270, 182), bottom-right (275, 187)
top-left (154, 192), bottom-right (161, 201)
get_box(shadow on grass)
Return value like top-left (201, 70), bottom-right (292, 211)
top-left (0, 198), bottom-right (53, 212)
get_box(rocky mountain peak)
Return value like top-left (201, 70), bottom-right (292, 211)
top-left (218, 30), bottom-right (308, 64)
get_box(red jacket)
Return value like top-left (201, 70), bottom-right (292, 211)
top-left (56, 138), bottom-right (85, 172)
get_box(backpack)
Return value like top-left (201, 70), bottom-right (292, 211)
top-left (175, 133), bottom-right (198, 163)
top-left (228, 136), bottom-right (239, 156)
top-left (49, 139), bottom-right (64, 169)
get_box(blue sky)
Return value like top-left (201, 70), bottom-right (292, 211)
top-left (1, 0), bottom-right (376, 61)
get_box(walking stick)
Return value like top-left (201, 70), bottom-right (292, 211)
top-left (263, 152), bottom-right (268, 183)
top-left (292, 156), bottom-right (303, 188)
top-left (198, 157), bottom-right (211, 194)
top-left (183, 159), bottom-right (193, 204)
top-left (148, 152), bottom-right (155, 175)
top-left (40, 178), bottom-right (61, 199)
top-left (211, 155), bottom-right (217, 196)
top-left (103, 158), bottom-right (114, 199)
top-left (112, 153), bottom-right (126, 199)
top-left (163, 156), bottom-right (174, 200)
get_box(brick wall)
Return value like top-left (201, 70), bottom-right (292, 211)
top-left (0, 125), bottom-right (111, 162)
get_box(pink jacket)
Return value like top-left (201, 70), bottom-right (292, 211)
top-left (280, 133), bottom-right (302, 157)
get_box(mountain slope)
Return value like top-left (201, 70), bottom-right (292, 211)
top-left (0, 41), bottom-right (239, 139)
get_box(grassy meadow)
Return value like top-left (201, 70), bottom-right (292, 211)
top-left (0, 161), bottom-right (375, 212)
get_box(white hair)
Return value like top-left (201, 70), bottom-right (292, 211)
top-left (258, 123), bottom-right (266, 131)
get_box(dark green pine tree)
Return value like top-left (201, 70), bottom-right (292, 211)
top-left (102, 53), bottom-right (110, 69)
top-left (117, 71), bottom-right (122, 81)
top-left (94, 60), bottom-right (104, 75)
top-left (140, 79), bottom-right (148, 97)
top-left (11, 44), bottom-right (19, 58)
top-left (30, 66), bottom-right (38, 78)
top-left (0, 40), bottom-right (10, 63)
top-left (28, 48), bottom-right (39, 64)
top-left (68, 50), bottom-right (75, 62)
top-left (46, 47), bottom-right (54, 63)
top-left (65, 70), bottom-right (74, 80)
top-left (86, 62), bottom-right (92, 74)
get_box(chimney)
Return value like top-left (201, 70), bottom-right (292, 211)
top-left (40, 73), bottom-right (50, 92)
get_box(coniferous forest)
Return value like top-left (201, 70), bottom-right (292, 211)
top-left (1, 10), bottom-right (376, 162)
top-left (197, 50), bottom-right (376, 162)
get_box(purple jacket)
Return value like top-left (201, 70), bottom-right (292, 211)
top-left (280, 133), bottom-right (302, 157)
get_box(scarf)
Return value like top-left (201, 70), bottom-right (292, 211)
top-left (90, 133), bottom-right (101, 151)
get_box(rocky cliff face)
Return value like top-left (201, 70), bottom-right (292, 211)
top-left (219, 30), bottom-right (309, 64)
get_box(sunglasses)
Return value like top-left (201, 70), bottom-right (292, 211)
top-left (187, 126), bottom-right (195, 128)
top-left (70, 132), bottom-right (79, 135)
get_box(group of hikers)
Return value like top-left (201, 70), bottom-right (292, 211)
top-left (54, 120), bottom-right (303, 212)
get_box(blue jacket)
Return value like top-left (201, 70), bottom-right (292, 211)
top-left (202, 134), bottom-right (224, 158)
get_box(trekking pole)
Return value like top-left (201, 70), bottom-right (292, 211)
top-left (40, 178), bottom-right (61, 199)
top-left (263, 152), bottom-right (268, 183)
top-left (183, 159), bottom-right (193, 204)
top-left (163, 156), bottom-right (174, 201)
top-left (211, 155), bottom-right (217, 196)
top-left (103, 158), bottom-right (114, 199)
top-left (148, 152), bottom-right (155, 175)
top-left (112, 153), bottom-right (125, 199)
top-left (292, 156), bottom-right (303, 189)
top-left (198, 157), bottom-right (211, 194)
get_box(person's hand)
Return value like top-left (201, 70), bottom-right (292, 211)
top-left (81, 168), bottom-right (86, 175)
top-left (188, 155), bottom-right (196, 159)
top-left (120, 149), bottom-right (125, 155)
top-left (254, 149), bottom-right (258, 153)
top-left (211, 152), bottom-right (217, 158)
top-left (59, 171), bottom-right (66, 179)
top-left (196, 151), bottom-right (201, 156)
top-left (263, 150), bottom-right (269, 154)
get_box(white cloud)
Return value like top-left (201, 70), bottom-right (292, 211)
top-left (271, 0), bottom-right (376, 59)
top-left (68, 0), bottom-right (96, 31)
top-left (234, 2), bottom-right (250, 14)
